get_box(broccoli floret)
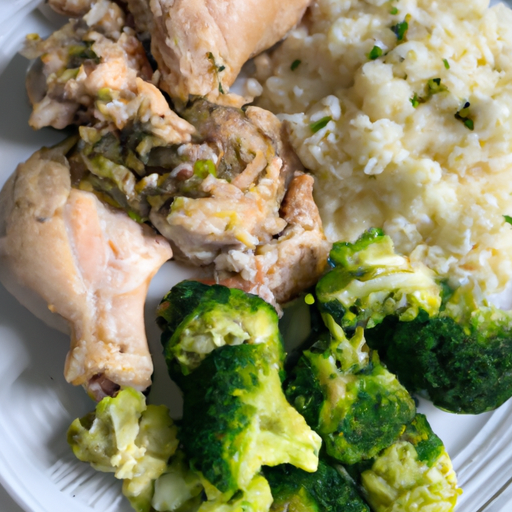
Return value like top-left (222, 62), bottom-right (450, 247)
top-left (316, 228), bottom-right (442, 330)
top-left (319, 229), bottom-right (512, 414)
top-left (151, 451), bottom-right (204, 512)
top-left (68, 387), bottom-right (179, 512)
top-left (363, 275), bottom-right (512, 413)
top-left (285, 319), bottom-right (416, 465)
top-left (158, 281), bottom-right (283, 377)
top-left (355, 414), bottom-right (461, 512)
top-left (198, 475), bottom-right (273, 512)
top-left (152, 452), bottom-right (273, 512)
top-left (158, 282), bottom-right (322, 496)
top-left (366, 290), bottom-right (512, 413)
top-left (264, 460), bottom-right (370, 512)
top-left (66, 383), bottom-right (275, 512)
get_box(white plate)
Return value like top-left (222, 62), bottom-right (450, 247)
top-left (1, 3), bottom-right (512, 512)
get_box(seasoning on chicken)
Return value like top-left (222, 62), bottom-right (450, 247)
top-left (0, 139), bottom-right (173, 400)
top-left (148, 0), bottom-right (311, 100)
top-left (215, 173), bottom-right (331, 305)
top-left (70, 98), bottom-right (328, 306)
top-left (24, 0), bottom-right (194, 145)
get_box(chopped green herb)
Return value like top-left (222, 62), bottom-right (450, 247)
top-left (310, 116), bottom-right (332, 133)
top-left (291, 59), bottom-right (302, 71)
top-left (97, 87), bottom-right (112, 102)
top-left (458, 105), bottom-right (470, 118)
top-left (455, 102), bottom-right (474, 130)
top-left (391, 15), bottom-right (410, 41)
top-left (368, 46), bottom-right (383, 60)
top-left (443, 58), bottom-right (450, 69)
top-left (128, 210), bottom-right (144, 223)
top-left (427, 78), bottom-right (448, 95)
top-left (411, 78), bottom-right (448, 107)
top-left (193, 159), bottom-right (217, 179)
top-left (463, 118), bottom-right (474, 130)
top-left (504, 215), bottom-right (512, 226)
top-left (58, 68), bottom-right (80, 82)
top-left (390, 7), bottom-right (399, 14)
top-left (410, 93), bottom-right (421, 108)
top-left (67, 41), bottom-right (99, 65)
top-left (207, 51), bottom-right (225, 93)
top-left (207, 52), bottom-right (225, 72)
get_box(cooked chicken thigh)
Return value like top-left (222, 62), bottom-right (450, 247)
top-left (145, 101), bottom-right (307, 268)
top-left (149, 0), bottom-right (311, 100)
top-left (71, 98), bottom-right (328, 306)
top-left (25, 0), bottom-right (194, 145)
top-left (215, 173), bottom-right (330, 306)
top-left (0, 140), bottom-right (172, 399)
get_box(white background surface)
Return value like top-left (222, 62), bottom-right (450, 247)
top-left (1, 2), bottom-right (512, 512)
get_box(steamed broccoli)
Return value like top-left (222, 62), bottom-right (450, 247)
top-left (152, 453), bottom-right (272, 512)
top-left (67, 387), bottom-right (272, 512)
top-left (318, 228), bottom-right (512, 414)
top-left (157, 282), bottom-right (321, 496)
top-left (352, 414), bottom-right (461, 512)
top-left (285, 319), bottom-right (415, 465)
top-left (316, 228), bottom-right (442, 330)
top-left (157, 281), bottom-right (283, 377)
top-left (68, 387), bottom-right (179, 512)
top-left (151, 451), bottom-right (204, 512)
top-left (264, 460), bottom-right (370, 512)
top-left (366, 284), bottom-right (512, 413)
top-left (198, 475), bottom-right (273, 512)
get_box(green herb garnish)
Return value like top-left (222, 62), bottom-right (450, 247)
top-left (368, 46), bottom-right (383, 60)
top-left (427, 78), bottom-right (448, 95)
top-left (310, 116), bottom-right (332, 133)
top-left (128, 210), bottom-right (144, 223)
top-left (391, 15), bottom-right (410, 41)
top-left (291, 59), bottom-right (302, 71)
top-left (443, 58), bottom-right (450, 69)
top-left (410, 78), bottom-right (448, 107)
top-left (410, 93), bottom-right (422, 108)
top-left (455, 101), bottom-right (474, 131)
top-left (463, 118), bottom-right (474, 130)
top-left (504, 215), bottom-right (512, 226)
top-left (194, 159), bottom-right (217, 179)
top-left (390, 7), bottom-right (399, 14)
top-left (207, 52), bottom-right (225, 94)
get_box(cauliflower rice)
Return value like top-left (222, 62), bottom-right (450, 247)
top-left (251, 0), bottom-right (512, 300)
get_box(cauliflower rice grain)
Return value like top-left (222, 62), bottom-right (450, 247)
top-left (253, 0), bottom-right (512, 297)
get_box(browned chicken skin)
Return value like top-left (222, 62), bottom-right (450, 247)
top-left (0, 141), bottom-right (172, 399)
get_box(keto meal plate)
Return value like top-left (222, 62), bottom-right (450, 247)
top-left (1, 2), bottom-right (512, 512)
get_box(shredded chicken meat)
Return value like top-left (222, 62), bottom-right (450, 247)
top-left (0, 140), bottom-right (172, 399)
top-left (25, 0), bottom-right (194, 145)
